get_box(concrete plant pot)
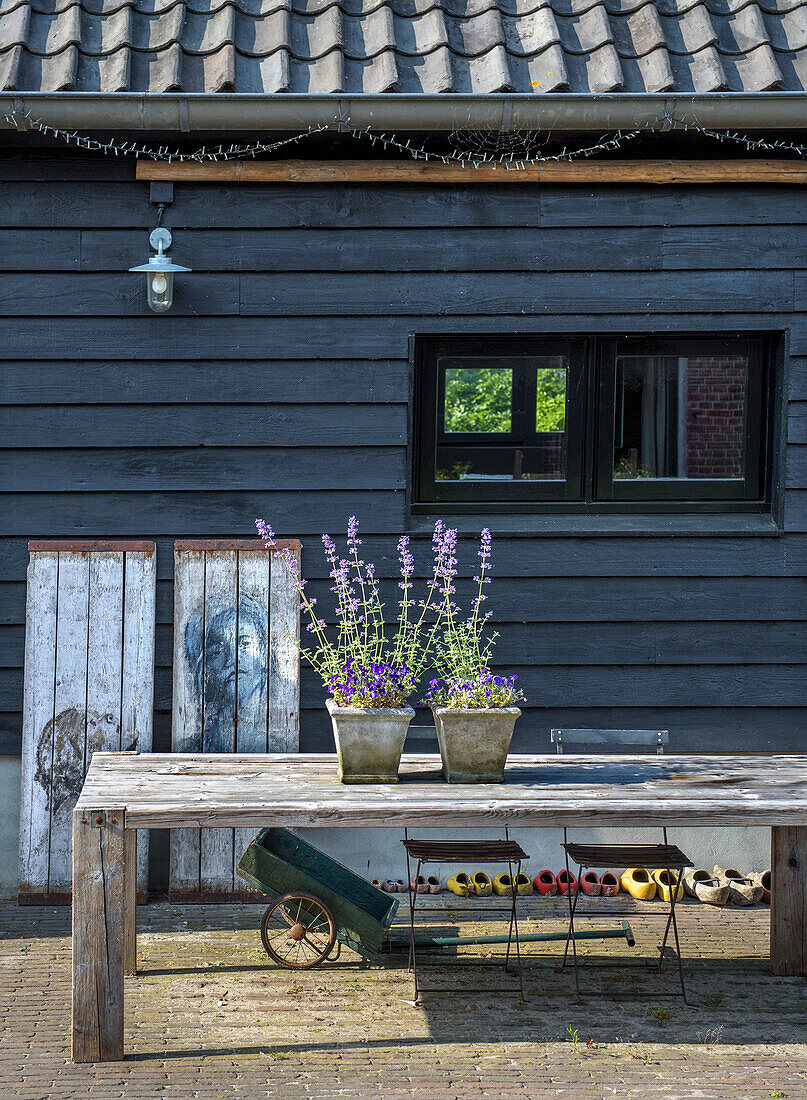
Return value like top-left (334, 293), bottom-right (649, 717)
top-left (326, 699), bottom-right (414, 784)
top-left (431, 706), bottom-right (521, 783)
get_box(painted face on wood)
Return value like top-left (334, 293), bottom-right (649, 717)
top-left (35, 706), bottom-right (116, 812)
top-left (185, 595), bottom-right (268, 750)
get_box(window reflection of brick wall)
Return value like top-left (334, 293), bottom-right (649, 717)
top-left (528, 434), bottom-right (564, 479)
top-left (685, 357), bottom-right (746, 478)
top-left (540, 434), bottom-right (563, 477)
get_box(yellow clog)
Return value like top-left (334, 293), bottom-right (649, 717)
top-left (620, 868), bottom-right (657, 901)
top-left (472, 871), bottom-right (493, 897)
top-left (447, 872), bottom-right (472, 897)
top-left (514, 872), bottom-right (534, 896)
top-left (492, 872), bottom-right (513, 896)
top-left (652, 868), bottom-right (684, 903)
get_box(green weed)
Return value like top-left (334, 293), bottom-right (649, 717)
top-left (698, 1025), bottom-right (724, 1045)
top-left (565, 1025), bottom-right (581, 1054)
top-left (649, 1006), bottom-right (672, 1023)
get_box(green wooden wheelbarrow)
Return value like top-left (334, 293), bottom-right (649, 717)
top-left (236, 828), bottom-right (636, 970)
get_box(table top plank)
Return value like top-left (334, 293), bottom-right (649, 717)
top-left (75, 753), bottom-right (807, 829)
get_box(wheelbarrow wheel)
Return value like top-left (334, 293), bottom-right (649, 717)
top-left (260, 893), bottom-right (337, 969)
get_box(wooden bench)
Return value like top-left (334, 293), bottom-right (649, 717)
top-left (72, 751), bottom-right (807, 1061)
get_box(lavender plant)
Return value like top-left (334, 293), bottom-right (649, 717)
top-left (255, 516), bottom-right (452, 709)
top-left (423, 527), bottom-right (524, 710)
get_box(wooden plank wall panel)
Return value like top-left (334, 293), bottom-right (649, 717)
top-left (233, 550), bottom-right (272, 865)
top-left (18, 551), bottom-right (58, 899)
top-left (2, 165), bottom-right (807, 776)
top-left (200, 550), bottom-right (237, 897)
top-left (17, 542), bottom-right (155, 902)
top-left (48, 554), bottom-right (91, 897)
top-left (169, 548), bottom-right (205, 898)
top-left (170, 541), bottom-right (299, 901)
top-left (121, 551), bottom-right (156, 893)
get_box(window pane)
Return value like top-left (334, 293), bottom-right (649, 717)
top-left (436, 356), bottom-right (569, 486)
top-left (444, 367), bottom-right (512, 433)
top-left (613, 354), bottom-right (747, 481)
top-left (535, 364), bottom-right (567, 432)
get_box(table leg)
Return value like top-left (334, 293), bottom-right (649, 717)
top-left (125, 828), bottom-right (138, 976)
top-left (771, 826), bottom-right (807, 976)
top-left (71, 807), bottom-right (126, 1062)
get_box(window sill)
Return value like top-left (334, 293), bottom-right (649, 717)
top-left (407, 512), bottom-right (782, 537)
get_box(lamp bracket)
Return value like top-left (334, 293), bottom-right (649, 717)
top-left (149, 227), bottom-right (172, 253)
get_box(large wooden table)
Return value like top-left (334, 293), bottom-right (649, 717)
top-left (72, 751), bottom-right (807, 1062)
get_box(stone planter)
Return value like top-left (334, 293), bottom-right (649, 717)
top-left (432, 706), bottom-right (521, 783)
top-left (326, 699), bottom-right (414, 784)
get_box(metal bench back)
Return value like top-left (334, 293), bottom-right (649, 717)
top-left (551, 728), bottom-right (668, 755)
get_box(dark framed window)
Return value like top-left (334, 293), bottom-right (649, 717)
top-left (413, 334), bottom-right (774, 513)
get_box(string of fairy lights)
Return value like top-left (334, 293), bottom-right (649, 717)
top-left (1, 106), bottom-right (806, 166)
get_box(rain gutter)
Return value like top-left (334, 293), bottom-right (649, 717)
top-left (0, 92), bottom-right (805, 133)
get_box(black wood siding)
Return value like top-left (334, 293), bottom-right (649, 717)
top-left (2, 152), bottom-right (806, 755)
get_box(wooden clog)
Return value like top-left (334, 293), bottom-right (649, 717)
top-left (472, 871), bottom-right (493, 897)
top-left (580, 870), bottom-right (602, 896)
top-left (557, 869), bottom-right (577, 896)
top-left (514, 872), bottom-right (533, 895)
top-left (652, 868), bottom-right (684, 903)
top-left (620, 868), bottom-right (657, 901)
top-left (599, 872), bottom-right (620, 897)
top-left (447, 872), bottom-right (472, 897)
top-left (749, 870), bottom-right (771, 904)
top-left (714, 865), bottom-right (764, 906)
top-left (492, 872), bottom-right (513, 896)
top-left (682, 867), bottom-right (729, 906)
top-left (533, 870), bottom-right (558, 896)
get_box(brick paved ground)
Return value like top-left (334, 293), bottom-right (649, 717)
top-left (2, 896), bottom-right (807, 1099)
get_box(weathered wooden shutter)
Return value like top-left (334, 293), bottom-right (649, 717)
top-left (169, 539), bottom-right (300, 901)
top-left (18, 540), bottom-right (156, 904)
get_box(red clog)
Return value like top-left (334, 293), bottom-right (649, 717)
top-left (600, 871), bottom-right (620, 897)
top-left (557, 869), bottom-right (578, 895)
top-left (759, 870), bottom-right (771, 904)
top-left (533, 870), bottom-right (558, 896)
top-left (580, 870), bottom-right (602, 896)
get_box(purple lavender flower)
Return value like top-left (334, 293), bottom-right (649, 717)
top-left (322, 533), bottom-right (338, 568)
top-left (256, 517), bottom-right (304, 587)
top-left (479, 527), bottom-right (492, 566)
top-left (398, 534), bottom-right (415, 591)
top-left (255, 517), bottom-right (275, 545)
top-left (347, 515), bottom-right (361, 549)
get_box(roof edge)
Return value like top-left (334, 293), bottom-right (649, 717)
top-left (0, 92), bottom-right (806, 133)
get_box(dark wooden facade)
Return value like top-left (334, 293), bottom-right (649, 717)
top-left (2, 150), bottom-right (806, 758)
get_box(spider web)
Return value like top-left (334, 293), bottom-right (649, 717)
top-left (447, 127), bottom-right (553, 163)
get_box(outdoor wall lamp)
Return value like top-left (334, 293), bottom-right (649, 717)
top-left (129, 227), bottom-right (191, 313)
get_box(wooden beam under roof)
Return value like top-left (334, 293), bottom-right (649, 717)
top-left (136, 158), bottom-right (807, 184)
